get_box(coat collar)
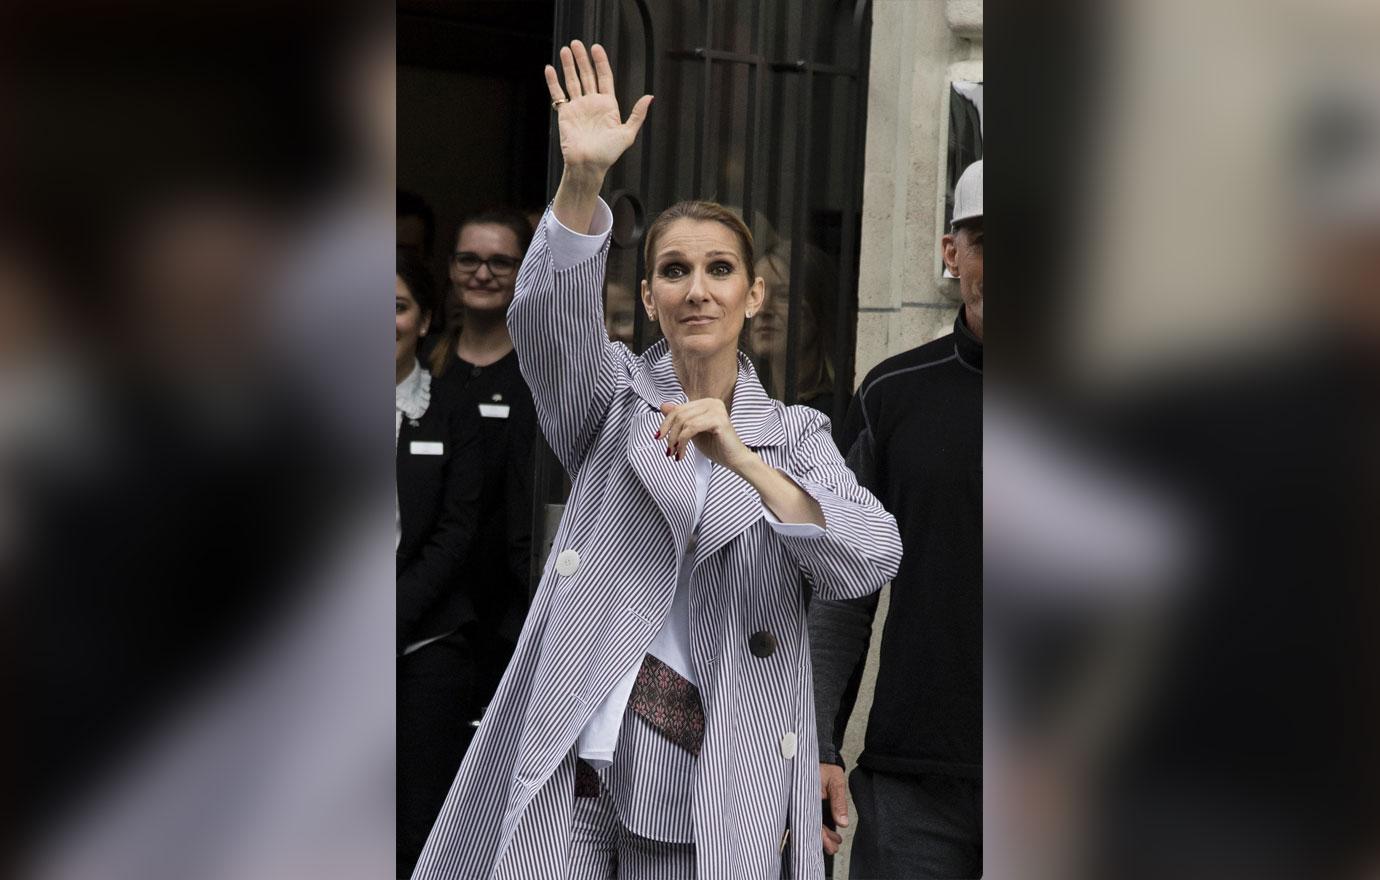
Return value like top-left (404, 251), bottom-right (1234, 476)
top-left (629, 339), bottom-right (787, 449)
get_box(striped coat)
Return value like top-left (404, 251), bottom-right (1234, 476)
top-left (412, 213), bottom-right (902, 880)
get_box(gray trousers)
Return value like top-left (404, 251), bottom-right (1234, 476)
top-left (847, 767), bottom-right (981, 880)
top-left (568, 759), bottom-right (696, 880)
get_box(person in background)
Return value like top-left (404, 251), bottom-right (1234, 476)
top-left (812, 160), bottom-right (984, 878)
top-left (750, 242), bottom-right (839, 425)
top-left (397, 189), bottom-right (435, 259)
top-left (428, 209), bottom-right (538, 716)
top-left (395, 248), bottom-right (484, 878)
top-left (604, 278), bottom-right (638, 349)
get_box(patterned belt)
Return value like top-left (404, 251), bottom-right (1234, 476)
top-left (575, 653), bottom-right (705, 797)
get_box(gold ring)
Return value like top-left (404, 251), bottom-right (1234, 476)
top-left (551, 98), bottom-right (568, 111)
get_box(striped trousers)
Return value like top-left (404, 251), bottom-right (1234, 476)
top-left (569, 758), bottom-right (696, 880)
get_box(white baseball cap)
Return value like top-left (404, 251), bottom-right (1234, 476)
top-left (950, 159), bottom-right (983, 228)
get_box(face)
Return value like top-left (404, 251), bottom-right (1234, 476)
top-left (605, 281), bottom-right (637, 348)
top-left (451, 224), bottom-right (522, 315)
top-left (641, 219), bottom-right (764, 361)
top-left (750, 253), bottom-right (818, 360)
top-left (943, 220), bottom-right (984, 336)
top-left (396, 274), bottom-right (429, 376)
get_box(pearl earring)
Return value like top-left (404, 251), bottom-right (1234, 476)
top-left (746, 310), bottom-right (754, 318)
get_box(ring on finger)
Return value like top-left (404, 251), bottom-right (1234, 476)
top-left (551, 98), bottom-right (568, 111)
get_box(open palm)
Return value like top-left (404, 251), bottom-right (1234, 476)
top-left (545, 41), bottom-right (652, 173)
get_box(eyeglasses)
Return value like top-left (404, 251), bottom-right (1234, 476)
top-left (452, 252), bottom-right (520, 277)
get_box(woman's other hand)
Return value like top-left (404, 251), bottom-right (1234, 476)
top-left (658, 400), bottom-right (826, 527)
top-left (657, 400), bottom-right (752, 470)
top-left (545, 41), bottom-right (651, 174)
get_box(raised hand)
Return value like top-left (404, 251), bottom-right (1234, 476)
top-left (546, 41), bottom-right (652, 233)
top-left (545, 41), bottom-right (653, 175)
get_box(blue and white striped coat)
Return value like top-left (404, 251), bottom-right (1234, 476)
top-left (412, 212), bottom-right (901, 880)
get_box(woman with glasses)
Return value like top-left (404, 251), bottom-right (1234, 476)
top-left (427, 209), bottom-right (541, 747)
top-left (412, 41), bottom-right (900, 880)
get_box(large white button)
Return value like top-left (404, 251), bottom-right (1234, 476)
top-left (780, 731), bottom-right (797, 760)
top-left (555, 548), bottom-right (581, 577)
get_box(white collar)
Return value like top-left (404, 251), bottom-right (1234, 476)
top-left (395, 362), bottom-right (431, 423)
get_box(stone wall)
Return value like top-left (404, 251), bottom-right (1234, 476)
top-left (852, 0), bottom-right (982, 385)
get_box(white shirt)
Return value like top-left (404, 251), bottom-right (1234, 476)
top-left (544, 201), bottom-right (825, 767)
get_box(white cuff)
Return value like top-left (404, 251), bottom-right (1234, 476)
top-left (762, 505), bottom-right (827, 538)
top-left (546, 198), bottom-right (614, 271)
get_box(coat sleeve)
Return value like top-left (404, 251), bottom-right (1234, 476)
top-left (775, 409), bottom-right (902, 601)
top-left (506, 206), bottom-right (634, 477)
top-left (397, 403), bottom-right (484, 650)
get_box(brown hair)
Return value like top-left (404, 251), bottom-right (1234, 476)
top-left (643, 201), bottom-right (754, 283)
top-left (428, 208), bottom-right (535, 378)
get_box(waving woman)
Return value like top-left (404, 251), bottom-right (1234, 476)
top-left (412, 41), bottom-right (900, 880)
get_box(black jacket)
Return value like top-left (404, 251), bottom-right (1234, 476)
top-left (397, 378), bottom-right (483, 653)
top-left (432, 349), bottom-right (537, 648)
top-left (810, 308), bottom-right (983, 778)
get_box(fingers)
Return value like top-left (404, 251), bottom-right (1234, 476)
top-left (822, 823), bottom-right (843, 855)
top-left (655, 402), bottom-right (677, 445)
top-left (658, 410), bottom-right (702, 461)
top-left (826, 775), bottom-right (850, 827)
top-left (591, 43), bottom-right (615, 95)
top-left (571, 40), bottom-right (598, 98)
top-left (559, 45), bottom-right (582, 99)
top-left (821, 763), bottom-right (851, 827)
top-left (624, 94), bottom-right (654, 136)
top-left (543, 65), bottom-right (566, 105)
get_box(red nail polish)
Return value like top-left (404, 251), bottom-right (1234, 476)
top-left (654, 430), bottom-right (661, 439)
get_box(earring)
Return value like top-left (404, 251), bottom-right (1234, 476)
top-left (746, 310), bottom-right (754, 318)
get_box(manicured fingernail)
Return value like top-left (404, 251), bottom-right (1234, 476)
top-left (654, 430), bottom-right (661, 439)
top-left (665, 446), bottom-right (672, 456)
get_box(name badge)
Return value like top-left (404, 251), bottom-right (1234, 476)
top-left (410, 441), bottom-right (443, 456)
top-left (479, 403), bottom-right (511, 419)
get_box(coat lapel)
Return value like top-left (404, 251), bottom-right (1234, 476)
top-left (626, 341), bottom-right (789, 569)
top-left (693, 362), bottom-right (787, 568)
top-left (626, 341), bottom-right (696, 551)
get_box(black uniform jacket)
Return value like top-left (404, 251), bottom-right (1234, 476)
top-left (397, 381), bottom-right (483, 652)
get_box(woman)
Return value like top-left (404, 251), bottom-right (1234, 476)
top-left (429, 209), bottom-right (539, 712)
top-left (413, 42), bottom-right (900, 880)
top-left (395, 249), bottom-right (485, 878)
top-left (750, 242), bottom-right (839, 422)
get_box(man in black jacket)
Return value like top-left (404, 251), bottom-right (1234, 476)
top-left (812, 160), bottom-right (983, 878)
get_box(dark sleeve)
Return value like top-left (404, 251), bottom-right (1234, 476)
top-left (837, 383), bottom-right (868, 470)
top-left (809, 382), bottom-right (884, 765)
top-left (505, 394), bottom-right (536, 595)
top-left (397, 403), bottom-right (483, 651)
top-left (841, 383), bottom-right (881, 498)
top-left (810, 593), bottom-right (880, 766)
